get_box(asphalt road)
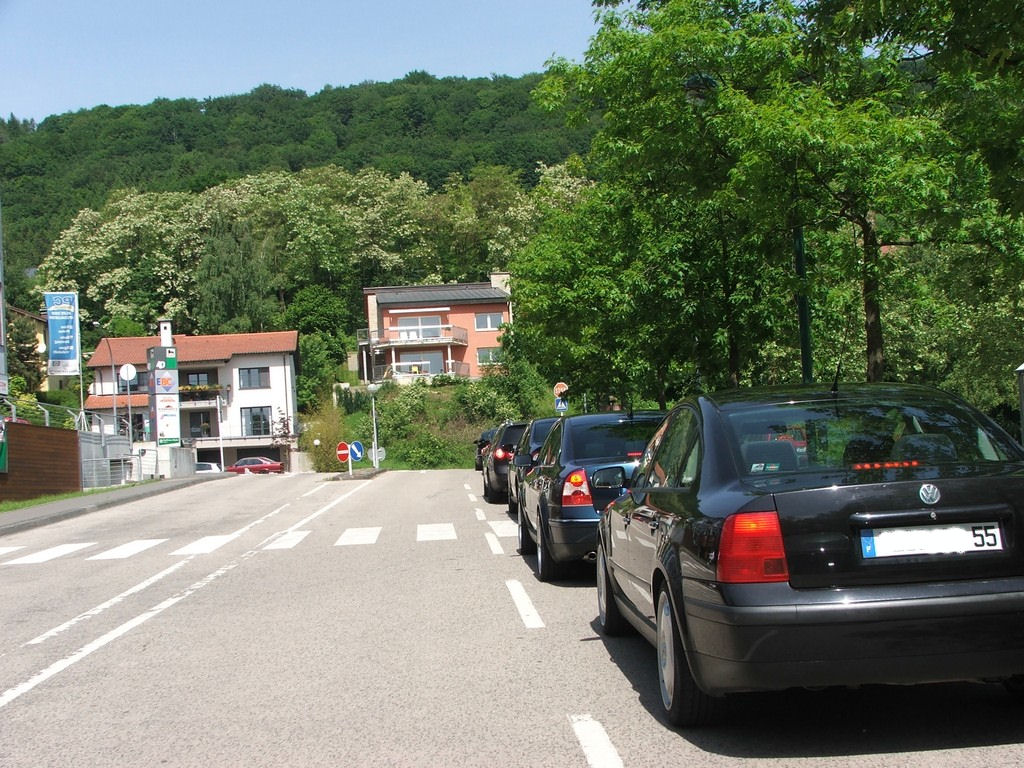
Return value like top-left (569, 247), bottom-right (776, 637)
top-left (2, 470), bottom-right (1023, 767)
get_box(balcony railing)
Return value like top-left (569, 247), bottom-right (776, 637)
top-left (371, 359), bottom-right (471, 382)
top-left (357, 325), bottom-right (468, 348)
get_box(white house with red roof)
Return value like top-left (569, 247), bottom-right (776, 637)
top-left (85, 328), bottom-right (299, 469)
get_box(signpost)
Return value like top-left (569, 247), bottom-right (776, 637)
top-left (337, 441), bottom-right (350, 476)
top-left (554, 381), bottom-right (569, 413)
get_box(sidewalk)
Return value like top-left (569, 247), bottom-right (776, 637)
top-left (0, 475), bottom-right (233, 537)
top-left (0, 468), bottom-right (386, 537)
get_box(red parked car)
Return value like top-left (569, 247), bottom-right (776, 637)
top-left (226, 456), bottom-right (284, 474)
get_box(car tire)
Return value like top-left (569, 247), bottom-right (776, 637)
top-left (597, 542), bottom-right (629, 636)
top-left (656, 586), bottom-right (717, 727)
top-left (536, 517), bottom-right (561, 582)
top-left (508, 482), bottom-right (519, 517)
top-left (483, 471), bottom-right (493, 503)
top-left (518, 507), bottom-right (536, 555)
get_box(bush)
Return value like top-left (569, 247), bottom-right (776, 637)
top-left (396, 431), bottom-right (463, 468)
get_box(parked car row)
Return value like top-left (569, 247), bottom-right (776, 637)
top-left (475, 383), bottom-right (1024, 728)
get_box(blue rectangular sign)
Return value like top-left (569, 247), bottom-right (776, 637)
top-left (44, 292), bottom-right (81, 376)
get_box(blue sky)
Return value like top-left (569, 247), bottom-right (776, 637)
top-left (0, 0), bottom-right (600, 122)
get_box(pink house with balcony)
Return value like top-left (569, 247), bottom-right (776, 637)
top-left (358, 273), bottom-right (512, 383)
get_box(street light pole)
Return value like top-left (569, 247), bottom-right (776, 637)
top-left (367, 383), bottom-right (380, 469)
top-left (104, 336), bottom-right (118, 435)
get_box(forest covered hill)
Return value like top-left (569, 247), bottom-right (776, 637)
top-left (0, 71), bottom-right (596, 307)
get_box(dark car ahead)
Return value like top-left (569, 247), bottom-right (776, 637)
top-left (474, 428), bottom-right (497, 471)
top-left (508, 417), bottom-right (558, 518)
top-left (482, 420), bottom-right (528, 502)
top-left (597, 383), bottom-right (1024, 727)
top-left (517, 410), bottom-right (664, 580)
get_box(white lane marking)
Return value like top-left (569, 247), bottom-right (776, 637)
top-left (87, 539), bottom-right (168, 560)
top-left (506, 579), bottom-right (544, 628)
top-left (263, 531), bottom-right (310, 550)
top-left (25, 559), bottom-right (192, 646)
top-left (468, 494), bottom-right (479, 503)
top-left (301, 484), bottom-right (328, 497)
top-left (463, 483), bottom-right (472, 490)
top-left (335, 527), bottom-right (382, 546)
top-left (4, 543), bottom-right (96, 564)
top-left (1, 559), bottom-right (238, 710)
top-left (417, 523), bottom-right (456, 541)
top-left (475, 508), bottom-right (487, 521)
top-left (488, 520), bottom-right (517, 538)
top-left (569, 714), bottom-right (624, 768)
top-left (485, 532), bottom-right (503, 555)
top-left (0, 546), bottom-right (25, 557)
top-left (170, 535), bottom-right (236, 556)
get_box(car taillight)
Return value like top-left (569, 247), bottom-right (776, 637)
top-left (493, 447), bottom-right (510, 461)
top-left (717, 510), bottom-right (789, 584)
top-left (561, 468), bottom-right (593, 507)
top-left (851, 460), bottom-right (919, 470)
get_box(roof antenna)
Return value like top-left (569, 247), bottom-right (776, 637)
top-left (831, 361), bottom-right (841, 396)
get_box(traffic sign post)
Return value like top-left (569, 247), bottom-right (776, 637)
top-left (337, 441), bottom-right (352, 476)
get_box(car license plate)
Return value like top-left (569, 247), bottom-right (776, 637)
top-left (860, 522), bottom-right (1003, 559)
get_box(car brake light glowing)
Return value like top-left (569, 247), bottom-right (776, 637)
top-left (851, 460), bottom-right (919, 470)
top-left (562, 468), bottom-right (594, 507)
top-left (717, 510), bottom-right (789, 584)
top-left (493, 447), bottom-right (510, 461)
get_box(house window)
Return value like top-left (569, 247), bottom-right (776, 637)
top-left (239, 367), bottom-right (270, 389)
top-left (189, 412), bottom-right (213, 438)
top-left (241, 406), bottom-right (272, 436)
top-left (186, 372), bottom-right (212, 387)
top-left (396, 315), bottom-right (442, 340)
top-left (477, 348), bottom-right (502, 365)
top-left (475, 312), bottom-right (504, 331)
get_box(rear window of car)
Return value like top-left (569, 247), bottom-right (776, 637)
top-left (723, 395), bottom-right (1023, 476)
top-left (568, 418), bottom-right (662, 460)
top-left (498, 424), bottom-right (527, 447)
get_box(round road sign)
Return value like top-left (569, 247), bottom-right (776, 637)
top-left (336, 441), bottom-right (350, 462)
top-left (553, 381), bottom-right (569, 397)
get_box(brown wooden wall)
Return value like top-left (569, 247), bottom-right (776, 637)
top-left (0, 422), bottom-right (81, 502)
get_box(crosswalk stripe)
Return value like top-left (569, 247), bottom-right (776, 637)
top-left (264, 531), bottom-right (310, 550)
top-left (4, 543), bottom-right (96, 565)
top-left (170, 535), bottom-right (236, 556)
top-left (88, 539), bottom-right (168, 560)
top-left (417, 523), bottom-right (457, 541)
top-left (335, 527), bottom-right (382, 546)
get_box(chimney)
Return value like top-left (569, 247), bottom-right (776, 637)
top-left (159, 319), bottom-right (173, 347)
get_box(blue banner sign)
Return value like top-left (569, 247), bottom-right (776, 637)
top-left (44, 292), bottom-right (81, 376)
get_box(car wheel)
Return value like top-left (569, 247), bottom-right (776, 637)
top-left (518, 507), bottom-right (536, 555)
top-left (483, 471), bottom-right (493, 503)
top-left (508, 483), bottom-right (519, 517)
top-left (657, 586), bottom-right (717, 727)
top-left (597, 542), bottom-right (629, 636)
top-left (536, 517), bottom-right (561, 582)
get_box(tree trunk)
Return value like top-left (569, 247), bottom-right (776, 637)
top-left (858, 216), bottom-right (885, 382)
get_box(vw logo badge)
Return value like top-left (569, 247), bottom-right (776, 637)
top-left (919, 484), bottom-right (941, 505)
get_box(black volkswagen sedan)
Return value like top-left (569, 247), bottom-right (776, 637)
top-left (517, 410), bottom-right (664, 580)
top-left (597, 383), bottom-right (1024, 726)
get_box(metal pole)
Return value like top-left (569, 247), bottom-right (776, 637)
top-left (105, 337), bottom-right (118, 435)
top-left (371, 393), bottom-right (379, 469)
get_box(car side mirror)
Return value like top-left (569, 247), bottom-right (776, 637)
top-left (592, 466), bottom-right (628, 489)
top-left (513, 453), bottom-right (533, 468)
